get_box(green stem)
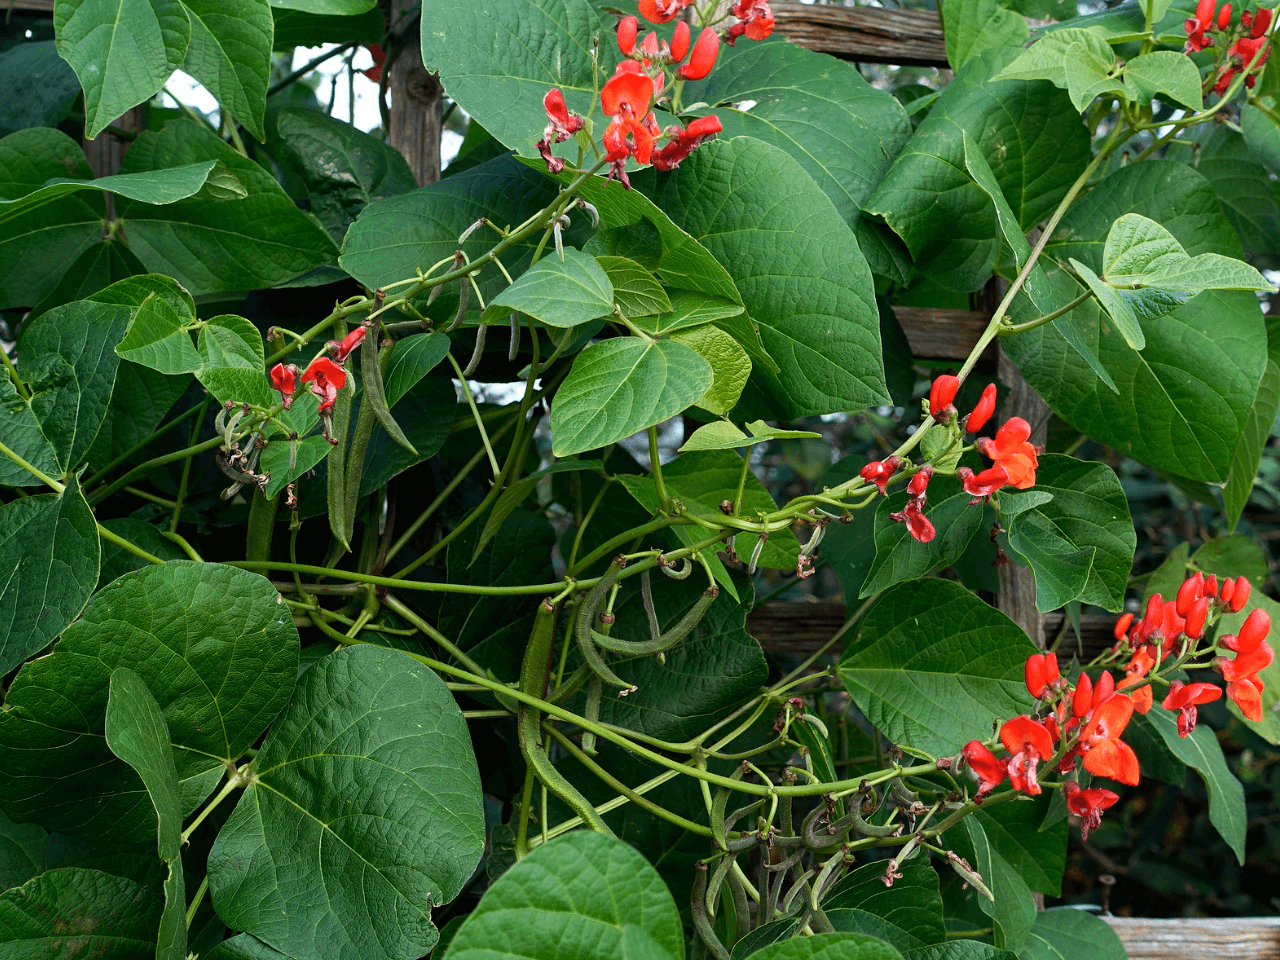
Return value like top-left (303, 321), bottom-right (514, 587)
top-left (180, 773), bottom-right (243, 844)
top-left (997, 289), bottom-right (1094, 335)
top-left (447, 353), bottom-right (501, 477)
top-left (569, 516), bottom-right (674, 576)
top-left (102, 525), bottom-right (166, 565)
top-left (185, 875), bottom-right (209, 929)
top-left (649, 425), bottom-right (671, 513)
top-left (82, 402), bottom-right (203, 490)
top-left (382, 594), bottom-right (489, 679)
top-left (170, 394), bottom-right (210, 532)
top-left (0, 343), bottom-right (28, 400)
top-left (229, 559), bottom-right (591, 594)
top-left (89, 433), bottom-right (229, 506)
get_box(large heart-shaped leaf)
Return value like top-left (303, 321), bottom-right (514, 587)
top-left (651, 137), bottom-right (888, 418)
top-left (839, 579), bottom-right (1037, 757)
top-left (117, 120), bottom-right (338, 294)
top-left (0, 561), bottom-right (299, 843)
top-left (445, 831), bottom-right (685, 960)
top-left (549, 336), bottom-right (712, 457)
top-left (54, 0), bottom-right (192, 138)
top-left (418, 0), bottom-right (600, 157)
top-left (481, 247), bottom-right (614, 328)
top-left (208, 644), bottom-right (486, 960)
top-left (0, 477), bottom-right (98, 676)
top-left (179, 0), bottom-right (273, 141)
top-left (865, 49), bottom-right (1091, 292)
top-left (944, 0), bottom-right (1030, 70)
top-left (999, 454), bottom-right (1136, 612)
top-left (681, 38), bottom-right (911, 231)
top-left (824, 860), bottom-right (946, 952)
top-left (751, 934), bottom-right (902, 960)
top-left (0, 159), bottom-right (220, 221)
top-left (1019, 908), bottom-right (1127, 960)
top-left (1004, 160), bottom-right (1267, 482)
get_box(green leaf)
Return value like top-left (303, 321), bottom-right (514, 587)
top-left (0, 477), bottom-right (99, 676)
top-left (482, 247), bottom-right (614, 328)
top-left (382, 331), bottom-right (451, 406)
top-left (1069, 258), bottom-right (1146, 350)
top-left (972, 798), bottom-right (1067, 896)
top-left (670, 324), bottom-right (751, 417)
top-left (117, 120), bottom-right (338, 294)
top-left (359, 373), bottom-right (457, 495)
top-left (0, 41), bottom-right (81, 133)
top-left (839, 579), bottom-right (1038, 757)
top-left (1123, 50), bottom-right (1203, 110)
top-left (824, 860), bottom-right (946, 952)
top-left (906, 943), bottom-right (1017, 960)
top-left (261, 434), bottom-right (330, 498)
top-left (0, 561), bottom-right (299, 844)
top-left (268, 0), bottom-right (374, 14)
top-left (1195, 156), bottom-right (1280, 259)
top-left (208, 644), bottom-right (485, 960)
top-left (0, 128), bottom-right (103, 308)
top-left (653, 137), bottom-right (888, 417)
top-left (0, 160), bottom-right (220, 223)
top-left (54, 0), bottom-right (192, 138)
top-left (945, 0), bottom-right (1031, 71)
top-left (595, 568), bottom-right (767, 743)
top-left (196, 313), bottom-right (273, 406)
top-left (1242, 101), bottom-right (1280, 176)
top-left (1000, 454), bottom-right (1135, 612)
top-left (418, 0), bottom-right (599, 157)
top-left (96, 517), bottom-right (187, 588)
top-left (271, 7), bottom-right (384, 47)
top-left (679, 419), bottom-right (820, 452)
top-left (0, 276), bottom-right (152, 484)
top-left (1223, 359), bottom-right (1280, 529)
top-left (1101, 213), bottom-right (1273, 293)
top-left (630, 291), bottom-right (746, 338)
top-left (28, 236), bottom-right (147, 322)
top-left (866, 49), bottom-right (1092, 292)
top-left (596, 255), bottom-right (671, 318)
top-left (1005, 160), bottom-right (1268, 482)
top-left (207, 935), bottom-right (299, 960)
top-left (682, 38), bottom-right (912, 231)
top-left (0, 867), bottom-right (161, 959)
top-left (751, 933), bottom-right (902, 960)
top-left (861, 475), bottom-right (986, 598)
top-left (1017, 908), bottom-right (1127, 960)
top-left (104, 668), bottom-right (186, 960)
top-left (438, 509), bottom-right (557, 680)
top-left (994, 27), bottom-right (1115, 84)
top-left (270, 108), bottom-right (420, 242)
top-left (549, 337), bottom-right (712, 457)
top-left (962, 815), bottom-right (1036, 951)
top-left (617, 448), bottom-right (801, 573)
top-left (445, 831), bottom-right (684, 960)
top-left (0, 807), bottom-right (45, 892)
top-left (179, 0), bottom-right (273, 141)
top-left (115, 288), bottom-right (201, 374)
top-left (1143, 707), bottom-right (1247, 863)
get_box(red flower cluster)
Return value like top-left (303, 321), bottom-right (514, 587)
top-left (1113, 572), bottom-right (1271, 723)
top-left (726, 0), bottom-right (775, 44)
top-left (1186, 0), bottom-right (1225, 51)
top-left (1215, 7), bottom-right (1273, 92)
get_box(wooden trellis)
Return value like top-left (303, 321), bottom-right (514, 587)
top-left (6, 1), bottom-right (1278, 952)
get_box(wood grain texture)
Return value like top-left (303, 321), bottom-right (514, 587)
top-left (1102, 917), bottom-right (1280, 960)
top-left (7, 0), bottom-right (54, 11)
top-left (894, 307), bottom-right (995, 361)
top-left (389, 0), bottom-right (442, 186)
top-left (773, 3), bottom-right (949, 67)
top-left (747, 602), bottom-right (1118, 660)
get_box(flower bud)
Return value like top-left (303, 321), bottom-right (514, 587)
top-left (1113, 612), bottom-right (1134, 642)
top-left (1221, 577), bottom-right (1236, 606)
top-left (966, 383), bottom-right (997, 433)
top-left (618, 15), bottom-right (638, 54)
top-left (1230, 576), bottom-right (1251, 612)
top-left (1204, 574), bottom-right (1218, 598)
top-left (1073, 673), bottom-right (1093, 718)
top-left (929, 374), bottom-right (960, 416)
top-left (1185, 596), bottom-right (1209, 640)
top-left (677, 27), bottom-right (720, 81)
top-left (670, 20), bottom-right (690, 61)
top-left (1176, 576), bottom-right (1200, 617)
top-left (1218, 2), bottom-right (1232, 28)
top-left (908, 465), bottom-right (933, 499)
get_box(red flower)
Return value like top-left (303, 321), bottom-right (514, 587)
top-left (1064, 781), bottom-right (1120, 840)
top-left (908, 465), bottom-right (933, 500)
top-left (1000, 715), bottom-right (1055, 795)
top-left (1162, 681), bottom-right (1223, 737)
top-left (1218, 2), bottom-right (1233, 28)
top-left (929, 374), bottom-right (959, 417)
top-left (270, 363), bottom-right (298, 410)
top-left (976, 417), bottom-right (1038, 489)
top-left (1080, 694), bottom-right (1140, 785)
top-left (966, 383), bottom-right (997, 433)
top-left (860, 456), bottom-right (901, 495)
top-left (1228, 676), bottom-right (1265, 721)
top-left (301, 357), bottom-right (347, 411)
top-left (1186, 0), bottom-right (1218, 51)
top-left (963, 740), bottom-right (1007, 801)
top-left (890, 499), bottom-right (936, 544)
top-left (617, 15), bottom-right (639, 55)
top-left (957, 464), bottom-right (1008, 502)
top-left (361, 44), bottom-right (387, 83)
top-left (537, 88), bottom-right (586, 173)
top-left (1025, 652), bottom-right (1060, 699)
top-left (677, 27), bottom-right (720, 80)
top-left (330, 325), bottom-right (366, 363)
top-left (651, 115), bottom-right (723, 170)
top-left (638, 0), bottom-right (687, 24)
top-left (726, 0), bottom-right (775, 43)
top-left (1221, 608), bottom-right (1271, 654)
top-left (1117, 649), bottom-right (1155, 715)
top-left (601, 68), bottom-right (657, 171)
top-left (1113, 612), bottom-right (1134, 644)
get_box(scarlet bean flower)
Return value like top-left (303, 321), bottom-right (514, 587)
top-left (652, 116), bottom-right (723, 171)
top-left (962, 740), bottom-right (1007, 801)
top-left (1079, 694), bottom-right (1140, 785)
top-left (860, 456), bottom-right (901, 496)
top-left (1063, 781), bottom-right (1120, 840)
top-left (1000, 715), bottom-right (1055, 795)
top-left (270, 363), bottom-right (298, 410)
top-left (929, 374), bottom-right (959, 417)
top-left (1162, 681), bottom-right (1223, 737)
top-left (976, 417), bottom-right (1038, 489)
top-left (965, 383), bottom-right (997, 433)
top-left (956, 464), bottom-right (1008, 502)
top-left (330, 325), bottom-right (366, 363)
top-left (536, 89), bottom-right (586, 173)
top-left (1186, 0), bottom-right (1219, 52)
top-left (301, 357), bottom-right (348, 443)
top-left (890, 499), bottom-right (936, 543)
top-left (1024, 652), bottom-right (1060, 699)
top-left (638, 0), bottom-right (691, 24)
top-left (726, 0), bottom-right (775, 43)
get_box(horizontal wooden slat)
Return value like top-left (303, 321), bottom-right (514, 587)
top-left (7, 0), bottom-right (53, 11)
top-left (1103, 917), bottom-right (1280, 960)
top-left (748, 601), bottom-right (1118, 660)
top-left (894, 306), bottom-right (995, 362)
top-left (774, 3), bottom-right (949, 67)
